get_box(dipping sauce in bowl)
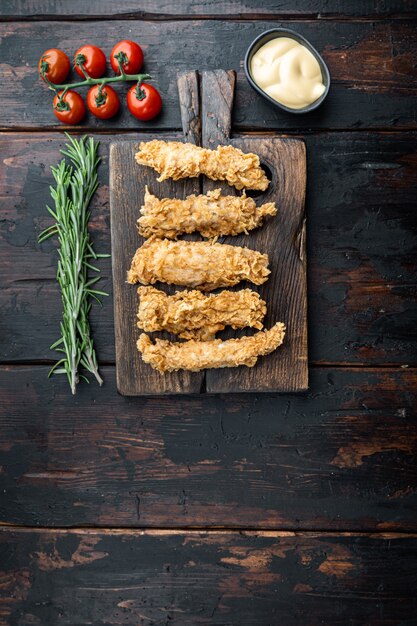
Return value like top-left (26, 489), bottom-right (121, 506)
top-left (244, 28), bottom-right (330, 114)
top-left (251, 37), bottom-right (325, 110)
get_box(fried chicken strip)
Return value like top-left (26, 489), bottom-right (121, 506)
top-left (137, 286), bottom-right (267, 340)
top-left (135, 140), bottom-right (270, 191)
top-left (137, 322), bottom-right (286, 373)
top-left (138, 187), bottom-right (277, 239)
top-left (127, 240), bottom-right (270, 291)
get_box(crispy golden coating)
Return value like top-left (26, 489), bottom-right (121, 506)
top-left (138, 186), bottom-right (277, 239)
top-left (127, 240), bottom-right (270, 291)
top-left (137, 286), bottom-right (267, 340)
top-left (137, 322), bottom-right (286, 373)
top-left (135, 140), bottom-right (270, 191)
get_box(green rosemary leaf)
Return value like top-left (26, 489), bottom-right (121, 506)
top-left (48, 359), bottom-right (66, 377)
top-left (85, 261), bottom-right (101, 272)
top-left (38, 134), bottom-right (107, 394)
top-left (89, 289), bottom-right (109, 297)
top-left (49, 337), bottom-right (64, 350)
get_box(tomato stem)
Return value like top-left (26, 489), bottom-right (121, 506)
top-left (95, 83), bottom-right (107, 108)
top-left (115, 51), bottom-right (128, 78)
top-left (54, 90), bottom-right (71, 112)
top-left (46, 72), bottom-right (151, 92)
top-left (39, 57), bottom-right (49, 78)
top-left (135, 81), bottom-right (146, 100)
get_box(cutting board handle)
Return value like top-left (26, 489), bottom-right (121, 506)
top-left (201, 70), bottom-right (235, 147)
top-left (177, 70), bottom-right (201, 146)
top-left (177, 69), bottom-right (236, 148)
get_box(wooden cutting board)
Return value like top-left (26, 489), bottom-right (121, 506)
top-left (110, 70), bottom-right (307, 395)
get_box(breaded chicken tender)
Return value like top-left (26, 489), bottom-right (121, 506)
top-left (138, 187), bottom-right (277, 239)
top-left (137, 286), bottom-right (267, 340)
top-left (135, 140), bottom-right (270, 191)
top-left (127, 240), bottom-right (270, 291)
top-left (137, 322), bottom-right (286, 373)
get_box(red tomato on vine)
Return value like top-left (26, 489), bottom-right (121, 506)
top-left (127, 83), bottom-right (162, 121)
top-left (74, 45), bottom-right (106, 79)
top-left (87, 84), bottom-right (120, 119)
top-left (53, 90), bottom-right (86, 125)
top-left (39, 49), bottom-right (71, 84)
top-left (111, 40), bottom-right (144, 75)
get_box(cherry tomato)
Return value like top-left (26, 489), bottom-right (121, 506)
top-left (53, 90), bottom-right (86, 125)
top-left (127, 83), bottom-right (162, 121)
top-left (110, 40), bottom-right (143, 75)
top-left (74, 45), bottom-right (106, 79)
top-left (87, 84), bottom-right (120, 119)
top-left (38, 49), bottom-right (71, 84)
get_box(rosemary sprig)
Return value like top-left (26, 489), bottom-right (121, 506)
top-left (38, 134), bottom-right (108, 394)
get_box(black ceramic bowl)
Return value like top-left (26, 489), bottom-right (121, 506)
top-left (244, 28), bottom-right (331, 114)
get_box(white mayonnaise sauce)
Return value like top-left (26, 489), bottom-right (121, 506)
top-left (250, 37), bottom-right (326, 109)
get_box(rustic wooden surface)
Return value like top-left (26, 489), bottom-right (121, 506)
top-left (3, 1), bottom-right (417, 19)
top-left (1, 366), bottom-right (416, 530)
top-left (177, 70), bottom-right (201, 146)
top-left (1, 528), bottom-right (416, 626)
top-left (110, 70), bottom-right (307, 393)
top-left (0, 1), bottom-right (416, 624)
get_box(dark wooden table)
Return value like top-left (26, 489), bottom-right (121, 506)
top-left (0, 2), bottom-right (416, 624)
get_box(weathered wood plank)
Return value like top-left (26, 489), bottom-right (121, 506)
top-left (0, 20), bottom-right (416, 130)
top-left (177, 70), bottom-right (201, 145)
top-left (0, 366), bottom-right (416, 529)
top-left (1, 131), bottom-right (415, 366)
top-left (0, 528), bottom-right (416, 625)
top-left (201, 69), bottom-right (235, 147)
top-left (1, 0), bottom-right (415, 19)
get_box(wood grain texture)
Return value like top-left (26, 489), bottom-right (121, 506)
top-left (1, 365), bottom-right (416, 529)
top-left (198, 70), bottom-right (307, 392)
top-left (110, 140), bottom-right (204, 394)
top-left (0, 528), bottom-right (416, 625)
top-left (201, 69), bottom-right (235, 147)
top-left (1, 131), bottom-right (415, 366)
top-left (177, 70), bottom-right (201, 145)
top-left (0, 20), bottom-right (416, 130)
top-left (1, 0), bottom-right (416, 19)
